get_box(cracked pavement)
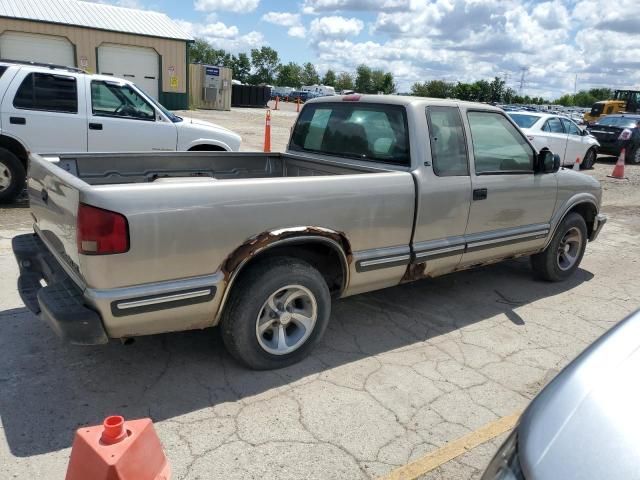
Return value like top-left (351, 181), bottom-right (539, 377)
top-left (1, 113), bottom-right (639, 479)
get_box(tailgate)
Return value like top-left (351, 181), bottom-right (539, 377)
top-left (27, 154), bottom-right (87, 284)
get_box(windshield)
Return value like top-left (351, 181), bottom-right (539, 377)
top-left (134, 84), bottom-right (183, 123)
top-left (508, 113), bottom-right (540, 129)
top-left (596, 116), bottom-right (639, 128)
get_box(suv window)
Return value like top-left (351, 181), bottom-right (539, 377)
top-left (543, 117), bottom-right (564, 133)
top-left (91, 81), bottom-right (155, 121)
top-left (561, 118), bottom-right (581, 136)
top-left (290, 102), bottom-right (410, 165)
top-left (467, 111), bottom-right (534, 174)
top-left (426, 106), bottom-right (468, 176)
top-left (13, 72), bottom-right (78, 113)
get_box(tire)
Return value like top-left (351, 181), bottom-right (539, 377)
top-left (531, 213), bottom-right (587, 282)
top-left (580, 148), bottom-right (596, 170)
top-left (0, 148), bottom-right (26, 204)
top-left (220, 257), bottom-right (331, 370)
top-left (629, 146), bottom-right (640, 165)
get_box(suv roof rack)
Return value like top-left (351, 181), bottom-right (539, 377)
top-left (0, 58), bottom-right (85, 74)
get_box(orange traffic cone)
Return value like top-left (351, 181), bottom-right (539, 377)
top-left (296, 97), bottom-right (301, 113)
top-left (66, 416), bottom-right (170, 480)
top-left (263, 110), bottom-right (271, 153)
top-left (274, 96), bottom-right (279, 110)
top-left (607, 148), bottom-right (627, 179)
top-left (573, 157), bottom-right (580, 171)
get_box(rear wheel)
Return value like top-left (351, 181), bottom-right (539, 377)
top-left (531, 213), bottom-right (587, 282)
top-left (629, 146), bottom-right (640, 164)
top-left (220, 257), bottom-right (331, 370)
top-left (580, 148), bottom-right (596, 169)
top-left (0, 149), bottom-right (26, 204)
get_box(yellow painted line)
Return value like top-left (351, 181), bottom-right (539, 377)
top-left (378, 411), bottom-right (522, 480)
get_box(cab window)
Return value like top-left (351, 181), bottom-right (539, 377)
top-left (290, 102), bottom-right (409, 165)
top-left (91, 81), bottom-right (155, 121)
top-left (467, 111), bottom-right (534, 174)
top-left (426, 106), bottom-right (468, 176)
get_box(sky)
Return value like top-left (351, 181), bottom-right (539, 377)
top-left (98, 0), bottom-right (640, 99)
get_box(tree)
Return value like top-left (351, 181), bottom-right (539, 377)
top-left (276, 62), bottom-right (302, 87)
top-left (411, 80), bottom-right (453, 98)
top-left (230, 53), bottom-right (251, 83)
top-left (250, 46), bottom-right (280, 85)
top-left (335, 72), bottom-right (354, 92)
top-left (189, 38), bottom-right (232, 66)
top-left (322, 69), bottom-right (336, 86)
top-left (300, 62), bottom-right (320, 86)
top-left (355, 64), bottom-right (373, 93)
top-left (488, 76), bottom-right (506, 103)
top-left (370, 69), bottom-right (396, 94)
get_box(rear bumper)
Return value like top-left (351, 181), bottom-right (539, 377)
top-left (590, 214), bottom-right (607, 242)
top-left (12, 233), bottom-right (109, 345)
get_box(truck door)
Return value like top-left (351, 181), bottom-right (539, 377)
top-left (1, 70), bottom-right (87, 153)
top-left (459, 110), bottom-right (557, 268)
top-left (86, 80), bottom-right (176, 152)
top-left (410, 106), bottom-right (472, 276)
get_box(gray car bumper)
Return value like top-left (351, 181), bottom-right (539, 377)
top-left (589, 213), bottom-right (607, 241)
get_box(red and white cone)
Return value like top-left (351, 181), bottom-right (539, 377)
top-left (572, 157), bottom-right (581, 171)
top-left (607, 148), bottom-right (627, 180)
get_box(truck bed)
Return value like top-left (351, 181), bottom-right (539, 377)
top-left (47, 151), bottom-right (385, 185)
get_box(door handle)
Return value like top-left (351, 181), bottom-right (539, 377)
top-left (10, 116), bottom-right (26, 125)
top-left (89, 123), bottom-right (103, 130)
top-left (473, 188), bottom-right (488, 201)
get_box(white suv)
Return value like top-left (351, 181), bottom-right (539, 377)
top-left (0, 60), bottom-right (241, 203)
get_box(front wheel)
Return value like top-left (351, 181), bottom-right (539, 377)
top-left (580, 148), bottom-right (596, 169)
top-left (531, 213), bottom-right (587, 282)
top-left (629, 146), bottom-right (640, 164)
top-left (220, 257), bottom-right (331, 370)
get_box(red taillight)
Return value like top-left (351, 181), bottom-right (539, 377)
top-left (619, 128), bottom-right (632, 140)
top-left (77, 203), bottom-right (129, 255)
top-left (342, 94), bottom-right (361, 101)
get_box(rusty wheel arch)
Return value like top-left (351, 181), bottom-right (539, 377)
top-left (214, 227), bottom-right (352, 324)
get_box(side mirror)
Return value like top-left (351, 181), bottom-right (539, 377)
top-left (539, 151), bottom-right (560, 173)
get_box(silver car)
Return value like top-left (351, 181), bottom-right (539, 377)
top-left (482, 310), bottom-right (640, 480)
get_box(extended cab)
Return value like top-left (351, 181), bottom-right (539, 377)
top-left (0, 60), bottom-right (241, 203)
top-left (12, 95), bottom-right (606, 369)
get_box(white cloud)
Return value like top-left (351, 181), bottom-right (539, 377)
top-left (176, 20), bottom-right (264, 53)
top-left (194, 0), bottom-right (259, 13)
top-left (261, 12), bottom-right (301, 27)
top-left (302, 0), bottom-right (410, 14)
top-left (288, 26), bottom-right (307, 38)
top-left (309, 16), bottom-right (364, 38)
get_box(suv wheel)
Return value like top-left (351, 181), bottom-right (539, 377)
top-left (580, 148), bottom-right (596, 169)
top-left (531, 213), bottom-right (587, 282)
top-left (630, 147), bottom-right (640, 165)
top-left (0, 149), bottom-right (26, 204)
top-left (220, 257), bottom-right (331, 370)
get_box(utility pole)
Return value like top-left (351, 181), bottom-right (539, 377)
top-left (519, 67), bottom-right (528, 97)
top-left (574, 73), bottom-right (578, 96)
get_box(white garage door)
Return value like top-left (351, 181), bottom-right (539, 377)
top-left (98, 44), bottom-right (159, 99)
top-left (0, 32), bottom-right (75, 66)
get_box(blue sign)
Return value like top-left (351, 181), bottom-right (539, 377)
top-left (206, 67), bottom-right (220, 76)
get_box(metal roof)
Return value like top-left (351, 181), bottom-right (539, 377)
top-left (0, 0), bottom-right (193, 41)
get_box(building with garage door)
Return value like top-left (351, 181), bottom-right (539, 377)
top-left (0, 0), bottom-right (193, 109)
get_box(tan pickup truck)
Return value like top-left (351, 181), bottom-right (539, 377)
top-left (12, 95), bottom-right (606, 369)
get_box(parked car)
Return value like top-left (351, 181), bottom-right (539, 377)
top-left (482, 310), bottom-right (640, 480)
top-left (0, 60), bottom-right (242, 203)
top-left (288, 91), bottom-right (310, 102)
top-left (508, 112), bottom-right (599, 169)
top-left (586, 114), bottom-right (640, 163)
top-left (12, 95), bottom-right (606, 369)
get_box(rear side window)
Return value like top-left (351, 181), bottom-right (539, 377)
top-left (543, 117), bottom-right (564, 133)
top-left (427, 106), bottom-right (468, 176)
top-left (561, 118), bottom-right (581, 136)
top-left (290, 102), bottom-right (410, 165)
top-left (13, 72), bottom-right (78, 113)
top-left (508, 114), bottom-right (539, 129)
